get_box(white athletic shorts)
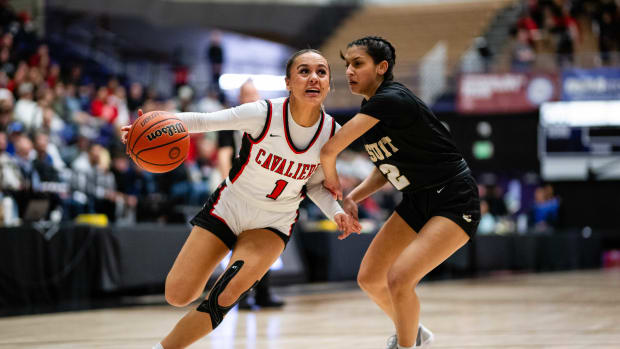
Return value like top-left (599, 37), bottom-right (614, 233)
top-left (190, 182), bottom-right (298, 249)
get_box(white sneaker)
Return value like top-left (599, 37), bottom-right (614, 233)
top-left (415, 324), bottom-right (434, 348)
top-left (385, 334), bottom-right (398, 349)
top-left (385, 324), bottom-right (434, 349)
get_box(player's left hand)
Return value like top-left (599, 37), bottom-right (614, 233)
top-left (342, 196), bottom-right (358, 221)
top-left (334, 212), bottom-right (362, 240)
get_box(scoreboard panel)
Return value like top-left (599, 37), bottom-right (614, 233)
top-left (539, 101), bottom-right (620, 180)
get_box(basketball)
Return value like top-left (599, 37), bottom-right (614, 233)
top-left (126, 111), bottom-right (190, 173)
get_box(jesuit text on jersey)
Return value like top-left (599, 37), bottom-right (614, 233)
top-left (365, 136), bottom-right (399, 162)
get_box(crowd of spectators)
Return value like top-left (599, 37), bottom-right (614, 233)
top-left (476, 180), bottom-right (561, 235)
top-left (0, 3), bottom-right (376, 229)
top-left (509, 0), bottom-right (620, 71)
top-left (0, 2), bottom-right (225, 226)
top-left (0, 2), bottom-right (566, 236)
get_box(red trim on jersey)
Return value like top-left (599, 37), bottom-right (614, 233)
top-left (329, 118), bottom-right (336, 138)
top-left (209, 183), bottom-right (229, 224)
top-left (230, 133), bottom-right (253, 183)
top-left (248, 99), bottom-right (272, 144)
top-left (288, 209), bottom-right (299, 235)
top-left (283, 98), bottom-right (324, 154)
top-left (231, 100), bottom-right (272, 183)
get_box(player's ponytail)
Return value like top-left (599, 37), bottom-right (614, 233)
top-left (342, 36), bottom-right (396, 81)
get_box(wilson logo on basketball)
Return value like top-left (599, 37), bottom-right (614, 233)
top-left (146, 122), bottom-right (187, 142)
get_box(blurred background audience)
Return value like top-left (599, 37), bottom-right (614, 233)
top-left (0, 0), bottom-right (617, 242)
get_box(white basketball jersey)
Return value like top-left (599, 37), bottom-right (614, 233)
top-left (225, 97), bottom-right (336, 212)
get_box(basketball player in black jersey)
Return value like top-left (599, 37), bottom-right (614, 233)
top-left (320, 36), bottom-right (480, 349)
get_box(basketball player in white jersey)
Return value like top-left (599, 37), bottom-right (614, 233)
top-left (220, 79), bottom-right (286, 309)
top-left (121, 49), bottom-right (360, 349)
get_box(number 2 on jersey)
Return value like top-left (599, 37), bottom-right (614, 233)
top-left (266, 179), bottom-right (289, 200)
top-left (379, 164), bottom-right (410, 190)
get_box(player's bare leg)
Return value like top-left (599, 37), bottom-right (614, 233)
top-left (357, 212), bottom-right (417, 322)
top-left (388, 216), bottom-right (469, 347)
top-left (164, 226), bottom-right (230, 308)
top-left (160, 228), bottom-right (285, 349)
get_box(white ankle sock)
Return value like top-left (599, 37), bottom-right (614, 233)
top-left (152, 344), bottom-right (164, 349)
top-left (398, 345), bottom-right (414, 349)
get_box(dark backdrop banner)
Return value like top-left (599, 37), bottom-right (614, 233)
top-left (0, 224), bottom-right (120, 314)
top-left (0, 223), bottom-right (307, 316)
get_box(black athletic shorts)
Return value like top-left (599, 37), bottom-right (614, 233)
top-left (395, 174), bottom-right (480, 237)
top-left (190, 183), bottom-right (292, 250)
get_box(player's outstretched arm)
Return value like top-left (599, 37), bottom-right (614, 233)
top-left (320, 113), bottom-right (379, 200)
top-left (345, 167), bottom-right (388, 206)
top-left (306, 167), bottom-right (362, 238)
top-left (121, 101), bottom-right (267, 147)
top-left (175, 101), bottom-right (266, 135)
top-left (339, 167), bottom-right (388, 232)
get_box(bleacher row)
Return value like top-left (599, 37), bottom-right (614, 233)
top-left (322, 0), bottom-right (620, 109)
top-left (322, 0), bottom-right (517, 109)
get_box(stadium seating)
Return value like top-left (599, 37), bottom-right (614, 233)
top-left (321, 0), bottom-right (517, 110)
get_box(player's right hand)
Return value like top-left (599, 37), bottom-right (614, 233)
top-left (121, 125), bottom-right (131, 145)
top-left (121, 109), bottom-right (143, 152)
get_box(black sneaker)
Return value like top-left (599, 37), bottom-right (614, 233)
top-left (237, 294), bottom-right (255, 310)
top-left (255, 295), bottom-right (285, 308)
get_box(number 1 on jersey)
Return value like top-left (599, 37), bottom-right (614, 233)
top-left (266, 179), bottom-right (289, 200)
top-left (379, 164), bottom-right (411, 190)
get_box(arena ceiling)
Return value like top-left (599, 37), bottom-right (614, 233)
top-left (46, 0), bottom-right (359, 48)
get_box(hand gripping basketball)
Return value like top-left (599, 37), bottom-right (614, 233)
top-left (123, 109), bottom-right (190, 173)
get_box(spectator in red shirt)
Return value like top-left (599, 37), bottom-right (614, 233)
top-left (91, 86), bottom-right (118, 124)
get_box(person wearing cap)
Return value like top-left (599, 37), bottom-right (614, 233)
top-left (5, 121), bottom-right (24, 156)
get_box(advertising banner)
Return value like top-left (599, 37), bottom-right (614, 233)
top-left (561, 68), bottom-right (620, 101)
top-left (457, 73), bottom-right (559, 114)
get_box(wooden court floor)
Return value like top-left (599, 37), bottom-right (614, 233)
top-left (1, 270), bottom-right (619, 349)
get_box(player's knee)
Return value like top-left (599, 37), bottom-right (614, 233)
top-left (387, 268), bottom-right (417, 298)
top-left (196, 260), bottom-right (257, 330)
top-left (165, 277), bottom-right (197, 307)
top-left (357, 268), bottom-right (384, 294)
top-left (165, 287), bottom-right (195, 307)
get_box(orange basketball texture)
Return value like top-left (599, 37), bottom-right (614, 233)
top-left (127, 111), bottom-right (189, 173)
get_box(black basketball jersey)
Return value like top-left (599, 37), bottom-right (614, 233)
top-left (359, 80), bottom-right (469, 192)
